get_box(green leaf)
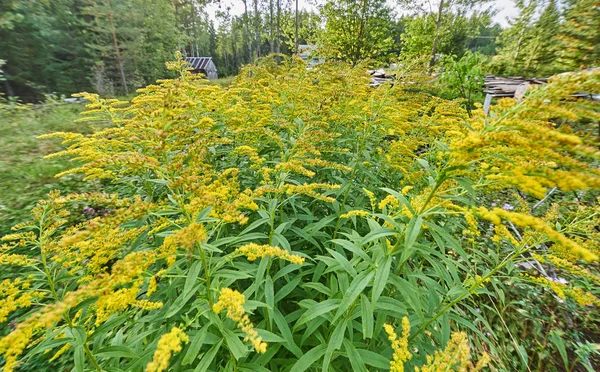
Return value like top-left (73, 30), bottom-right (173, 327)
top-left (193, 340), bottom-right (223, 372)
top-left (325, 248), bottom-right (357, 276)
top-left (29, 338), bottom-right (71, 358)
top-left (74, 345), bottom-right (84, 372)
top-left (322, 318), bottom-right (348, 369)
top-left (183, 260), bottom-right (203, 296)
top-left (331, 239), bottom-right (370, 262)
top-left (265, 275), bottom-right (275, 329)
top-left (71, 326), bottom-right (87, 345)
top-left (333, 270), bottom-right (374, 322)
top-left (549, 330), bottom-right (569, 371)
top-left (289, 344), bottom-right (327, 372)
top-left (95, 345), bottom-right (138, 359)
top-left (295, 299), bottom-right (341, 328)
top-left (372, 255), bottom-right (392, 304)
top-left (357, 349), bottom-right (391, 369)
top-left (274, 277), bottom-right (301, 303)
top-left (360, 294), bottom-right (374, 339)
top-left (255, 329), bottom-right (286, 343)
top-left (221, 328), bottom-right (248, 360)
top-left (360, 228), bottom-right (397, 246)
top-left (343, 339), bottom-right (367, 372)
top-left (166, 260), bottom-right (202, 318)
top-left (273, 309), bottom-right (303, 358)
top-left (404, 216), bottom-right (423, 253)
top-left (182, 324), bottom-right (209, 365)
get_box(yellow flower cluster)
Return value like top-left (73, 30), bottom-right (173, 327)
top-left (475, 207), bottom-right (598, 261)
top-left (146, 327), bottom-right (189, 372)
top-left (340, 210), bottom-right (371, 219)
top-left (236, 243), bottom-right (304, 265)
top-left (0, 279), bottom-right (43, 323)
top-left (167, 223), bottom-right (207, 252)
top-left (213, 288), bottom-right (267, 353)
top-left (233, 145), bottom-right (265, 168)
top-left (527, 275), bottom-right (600, 307)
top-left (384, 317), bottom-right (412, 372)
top-left (282, 183), bottom-right (340, 203)
top-left (379, 195), bottom-right (400, 211)
top-left (363, 188), bottom-right (377, 211)
top-left (534, 254), bottom-right (600, 285)
top-left (416, 332), bottom-right (490, 372)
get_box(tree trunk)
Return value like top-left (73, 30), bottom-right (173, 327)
top-left (295, 0), bottom-right (299, 55)
top-left (243, 0), bottom-right (253, 63)
top-left (254, 0), bottom-right (261, 58)
top-left (104, 0), bottom-right (128, 94)
top-left (269, 0), bottom-right (274, 54)
top-left (514, 26), bottom-right (526, 61)
top-left (4, 80), bottom-right (15, 97)
top-left (429, 0), bottom-right (445, 70)
top-left (276, 0), bottom-right (281, 54)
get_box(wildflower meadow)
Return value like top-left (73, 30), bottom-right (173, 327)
top-left (1, 57), bottom-right (599, 371)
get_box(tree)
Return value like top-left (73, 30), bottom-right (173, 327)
top-left (0, 0), bottom-right (95, 100)
top-left (491, 0), bottom-right (539, 75)
top-left (492, 0), bottom-right (566, 76)
top-left (82, 0), bottom-right (184, 94)
top-left (557, 0), bottom-right (600, 71)
top-left (439, 50), bottom-right (484, 116)
top-left (523, 0), bottom-right (560, 75)
top-left (401, 11), bottom-right (485, 60)
top-left (319, 0), bottom-right (393, 64)
top-left (281, 9), bottom-right (321, 53)
top-left (398, 0), bottom-right (491, 68)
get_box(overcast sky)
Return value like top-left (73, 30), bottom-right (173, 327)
top-left (206, 0), bottom-right (520, 27)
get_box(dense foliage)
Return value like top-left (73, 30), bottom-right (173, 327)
top-left (5, 0), bottom-right (598, 102)
top-left (1, 57), bottom-right (599, 371)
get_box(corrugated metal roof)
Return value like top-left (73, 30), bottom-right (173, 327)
top-left (184, 57), bottom-right (215, 71)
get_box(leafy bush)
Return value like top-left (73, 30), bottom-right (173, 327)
top-left (1, 57), bottom-right (599, 371)
top-left (439, 51), bottom-right (485, 117)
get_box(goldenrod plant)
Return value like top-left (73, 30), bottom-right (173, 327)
top-left (1, 55), bottom-right (599, 371)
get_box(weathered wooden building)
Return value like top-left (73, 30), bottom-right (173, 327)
top-left (184, 57), bottom-right (218, 80)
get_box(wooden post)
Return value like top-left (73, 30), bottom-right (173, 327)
top-left (483, 93), bottom-right (493, 116)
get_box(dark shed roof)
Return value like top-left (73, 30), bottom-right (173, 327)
top-left (185, 57), bottom-right (215, 71)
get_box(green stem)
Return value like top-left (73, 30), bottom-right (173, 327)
top-left (84, 344), bottom-right (102, 371)
top-left (418, 178), bottom-right (445, 215)
top-left (197, 244), bottom-right (214, 307)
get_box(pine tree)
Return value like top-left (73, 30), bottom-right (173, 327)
top-left (524, 0), bottom-right (561, 75)
top-left (492, 0), bottom-right (539, 75)
top-left (557, 0), bottom-right (600, 71)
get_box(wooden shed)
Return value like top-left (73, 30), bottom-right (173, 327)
top-left (184, 57), bottom-right (218, 80)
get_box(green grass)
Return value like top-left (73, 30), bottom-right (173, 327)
top-left (0, 104), bottom-right (109, 234)
top-left (210, 76), bottom-right (236, 87)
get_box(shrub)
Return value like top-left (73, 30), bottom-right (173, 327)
top-left (1, 56), bottom-right (599, 371)
top-left (439, 51), bottom-right (485, 117)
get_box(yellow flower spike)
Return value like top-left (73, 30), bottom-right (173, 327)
top-left (379, 195), bottom-right (400, 211)
top-left (416, 332), bottom-right (489, 372)
top-left (146, 327), bottom-right (189, 372)
top-left (362, 188), bottom-right (377, 211)
top-left (236, 243), bottom-right (304, 265)
top-left (401, 186), bottom-right (413, 195)
top-left (475, 207), bottom-right (598, 261)
top-left (384, 317), bottom-right (412, 372)
top-left (213, 288), bottom-right (267, 353)
top-left (340, 210), bottom-right (371, 219)
top-left (0, 279), bottom-right (44, 323)
top-left (49, 343), bottom-right (71, 362)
